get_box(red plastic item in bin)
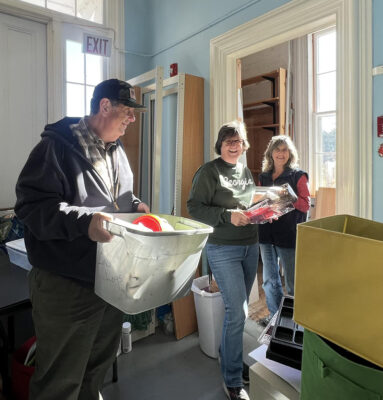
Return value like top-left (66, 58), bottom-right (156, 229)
top-left (11, 336), bottom-right (36, 400)
top-left (245, 205), bottom-right (276, 222)
top-left (132, 215), bottom-right (163, 231)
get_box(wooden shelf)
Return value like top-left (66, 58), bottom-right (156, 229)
top-left (242, 67), bottom-right (286, 182)
top-left (247, 123), bottom-right (280, 130)
top-left (243, 97), bottom-right (279, 110)
top-left (242, 69), bottom-right (281, 87)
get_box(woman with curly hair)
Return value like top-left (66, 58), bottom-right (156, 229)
top-left (257, 135), bottom-right (310, 326)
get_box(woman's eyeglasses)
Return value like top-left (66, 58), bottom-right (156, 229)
top-left (224, 139), bottom-right (244, 146)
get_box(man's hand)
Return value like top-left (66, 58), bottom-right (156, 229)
top-left (137, 202), bottom-right (150, 213)
top-left (230, 210), bottom-right (250, 226)
top-left (88, 212), bottom-right (114, 242)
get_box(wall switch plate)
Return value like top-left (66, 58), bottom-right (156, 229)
top-left (372, 66), bottom-right (383, 76)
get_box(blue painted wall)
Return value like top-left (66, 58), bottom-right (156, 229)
top-left (125, 0), bottom-right (291, 160)
top-left (373, 0), bottom-right (383, 222)
top-left (124, 0), bottom-right (152, 78)
top-left (125, 0), bottom-right (381, 221)
top-left (124, 0), bottom-right (291, 212)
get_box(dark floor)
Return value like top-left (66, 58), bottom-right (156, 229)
top-left (102, 319), bottom-right (264, 400)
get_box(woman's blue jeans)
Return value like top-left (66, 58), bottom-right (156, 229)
top-left (260, 243), bottom-right (296, 316)
top-left (206, 243), bottom-right (259, 388)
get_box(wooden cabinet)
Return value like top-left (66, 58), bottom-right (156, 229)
top-left (176, 74), bottom-right (205, 218)
top-left (242, 68), bottom-right (286, 182)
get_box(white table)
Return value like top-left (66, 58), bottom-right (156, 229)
top-left (249, 345), bottom-right (301, 400)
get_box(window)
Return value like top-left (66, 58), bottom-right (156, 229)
top-left (19, 0), bottom-right (104, 23)
top-left (63, 22), bottom-right (108, 117)
top-left (311, 27), bottom-right (336, 191)
top-left (65, 38), bottom-right (106, 116)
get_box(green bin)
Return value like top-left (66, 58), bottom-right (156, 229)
top-left (301, 330), bottom-right (383, 400)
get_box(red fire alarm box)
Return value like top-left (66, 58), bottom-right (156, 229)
top-left (378, 116), bottom-right (383, 137)
top-left (170, 63), bottom-right (178, 77)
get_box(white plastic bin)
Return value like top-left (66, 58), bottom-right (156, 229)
top-left (95, 213), bottom-right (213, 314)
top-left (191, 275), bottom-right (225, 358)
top-left (5, 238), bottom-right (32, 271)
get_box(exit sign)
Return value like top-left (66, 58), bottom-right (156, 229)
top-left (83, 33), bottom-right (112, 57)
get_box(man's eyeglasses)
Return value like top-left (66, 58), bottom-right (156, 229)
top-left (224, 139), bottom-right (244, 146)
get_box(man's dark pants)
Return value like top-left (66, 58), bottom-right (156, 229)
top-left (28, 268), bottom-right (123, 400)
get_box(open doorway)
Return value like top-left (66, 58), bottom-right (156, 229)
top-left (239, 26), bottom-right (337, 218)
top-left (239, 42), bottom-right (289, 185)
top-left (210, 0), bottom-right (372, 218)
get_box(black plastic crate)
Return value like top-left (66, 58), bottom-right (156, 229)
top-left (266, 295), bottom-right (303, 370)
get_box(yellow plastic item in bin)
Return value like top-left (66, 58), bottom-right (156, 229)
top-left (95, 213), bottom-right (213, 315)
top-left (293, 214), bottom-right (383, 367)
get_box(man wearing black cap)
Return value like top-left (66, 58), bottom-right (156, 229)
top-left (15, 79), bottom-right (149, 400)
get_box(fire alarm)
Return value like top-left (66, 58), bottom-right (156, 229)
top-left (378, 116), bottom-right (383, 137)
top-left (378, 143), bottom-right (383, 158)
top-left (170, 63), bottom-right (178, 77)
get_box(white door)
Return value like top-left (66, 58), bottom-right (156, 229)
top-left (0, 13), bottom-right (47, 209)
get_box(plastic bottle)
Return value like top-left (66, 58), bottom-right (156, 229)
top-left (121, 322), bottom-right (132, 353)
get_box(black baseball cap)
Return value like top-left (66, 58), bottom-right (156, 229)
top-left (92, 79), bottom-right (146, 111)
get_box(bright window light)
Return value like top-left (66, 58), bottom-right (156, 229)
top-left (311, 27), bottom-right (336, 191)
top-left (315, 114), bottom-right (336, 188)
top-left (18, 0), bottom-right (103, 23)
top-left (86, 53), bottom-right (103, 86)
top-left (317, 71), bottom-right (336, 112)
top-left (66, 41), bottom-right (84, 84)
top-left (47, 0), bottom-right (75, 16)
top-left (317, 33), bottom-right (336, 73)
top-left (67, 83), bottom-right (85, 116)
top-left (78, 0), bottom-right (103, 24)
top-left (65, 39), bottom-right (105, 117)
top-left (21, 0), bottom-right (45, 5)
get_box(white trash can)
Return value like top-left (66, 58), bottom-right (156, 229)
top-left (191, 275), bottom-right (225, 358)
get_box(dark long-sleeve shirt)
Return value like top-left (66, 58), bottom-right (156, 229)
top-left (187, 157), bottom-right (258, 245)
